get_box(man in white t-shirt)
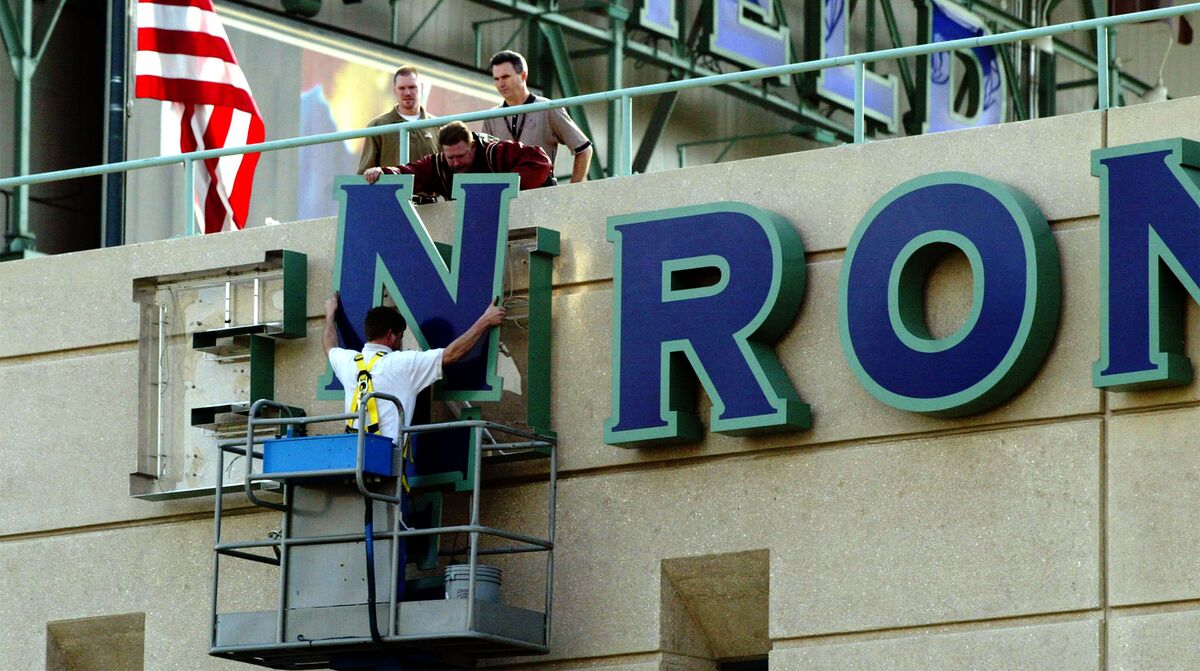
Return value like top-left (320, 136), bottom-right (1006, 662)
top-left (323, 292), bottom-right (505, 444)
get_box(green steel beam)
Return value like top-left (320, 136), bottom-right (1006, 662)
top-left (606, 1), bottom-right (629, 178)
top-left (0, 0), bottom-right (22, 71)
top-left (402, 0), bottom-right (448, 48)
top-left (866, 0), bottom-right (877, 57)
top-left (633, 90), bottom-right (679, 173)
top-left (878, 0), bottom-right (918, 112)
top-left (1037, 49), bottom-right (1056, 116)
top-left (32, 0), bottom-right (67, 64)
top-left (539, 22), bottom-right (605, 180)
top-left (676, 126), bottom-right (834, 167)
top-left (952, 0), bottom-right (1153, 95)
top-left (997, 41), bottom-right (1029, 121)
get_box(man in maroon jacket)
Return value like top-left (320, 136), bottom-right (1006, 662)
top-left (363, 120), bottom-right (553, 200)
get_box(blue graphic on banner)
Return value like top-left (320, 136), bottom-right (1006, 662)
top-left (634, 0), bottom-right (680, 38)
top-left (920, 0), bottom-right (1006, 133)
top-left (812, 0), bottom-right (899, 131)
top-left (297, 86), bottom-right (358, 220)
top-left (839, 173), bottom-right (1060, 415)
top-left (705, 0), bottom-right (790, 70)
top-left (605, 203), bottom-right (810, 447)
top-left (318, 173), bottom-right (514, 401)
top-left (1092, 139), bottom-right (1200, 390)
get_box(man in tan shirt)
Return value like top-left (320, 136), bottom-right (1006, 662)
top-left (482, 50), bottom-right (593, 184)
top-left (357, 65), bottom-right (439, 176)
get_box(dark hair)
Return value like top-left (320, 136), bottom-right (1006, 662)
top-left (364, 306), bottom-right (406, 341)
top-left (488, 50), bottom-right (527, 74)
top-left (393, 65), bottom-right (420, 83)
top-left (438, 120), bottom-right (473, 147)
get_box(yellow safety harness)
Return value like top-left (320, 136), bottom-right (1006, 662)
top-left (347, 351), bottom-right (412, 493)
top-left (348, 351), bottom-right (386, 434)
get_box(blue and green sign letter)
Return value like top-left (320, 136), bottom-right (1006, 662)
top-left (318, 173), bottom-right (514, 401)
top-left (839, 172), bottom-right (1060, 416)
top-left (1093, 139), bottom-right (1200, 390)
top-left (605, 203), bottom-right (810, 447)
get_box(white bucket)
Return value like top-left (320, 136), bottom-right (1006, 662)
top-left (443, 564), bottom-right (502, 602)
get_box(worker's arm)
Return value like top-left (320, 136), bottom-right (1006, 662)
top-left (366, 154), bottom-right (439, 196)
top-left (570, 144), bottom-right (593, 183)
top-left (323, 293), bottom-right (340, 356)
top-left (442, 304), bottom-right (506, 365)
top-left (494, 141), bottom-right (552, 191)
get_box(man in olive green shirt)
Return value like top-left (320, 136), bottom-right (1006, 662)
top-left (357, 65), bottom-right (440, 180)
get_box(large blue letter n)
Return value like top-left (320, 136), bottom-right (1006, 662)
top-left (605, 203), bottom-right (810, 448)
top-left (318, 173), bottom-right (515, 401)
top-left (1094, 139), bottom-right (1200, 391)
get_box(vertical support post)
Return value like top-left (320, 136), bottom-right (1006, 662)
top-left (473, 22), bottom-right (483, 69)
top-left (616, 96), bottom-right (633, 176)
top-left (276, 485), bottom-right (293, 644)
top-left (526, 228), bottom-right (559, 436)
top-left (102, 0), bottom-right (127, 247)
top-left (390, 0), bottom-right (400, 44)
top-left (182, 158), bottom-right (195, 236)
top-left (605, 2), bottom-right (629, 178)
top-left (1096, 26), bottom-right (1110, 110)
top-left (210, 446), bottom-right (224, 648)
top-left (466, 424), bottom-right (483, 630)
top-left (543, 440), bottom-right (557, 645)
top-left (1108, 27), bottom-right (1120, 107)
top-left (398, 128), bottom-right (410, 165)
top-left (853, 60), bottom-right (866, 143)
top-left (10, 0), bottom-right (34, 253)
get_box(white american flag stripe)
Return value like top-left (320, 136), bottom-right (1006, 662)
top-left (137, 3), bottom-right (228, 38)
top-left (135, 52), bottom-right (250, 90)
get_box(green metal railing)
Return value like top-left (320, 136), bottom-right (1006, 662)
top-left (1, 2), bottom-right (1197, 240)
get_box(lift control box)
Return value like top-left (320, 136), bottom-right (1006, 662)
top-left (262, 433), bottom-right (394, 478)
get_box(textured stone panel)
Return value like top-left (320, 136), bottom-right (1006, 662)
top-left (1106, 95), bottom-right (1200, 148)
top-left (0, 219), bottom-right (336, 359)
top-left (0, 516), bottom-right (274, 670)
top-left (482, 420), bottom-right (1100, 659)
top-left (1109, 608), bottom-right (1200, 671)
top-left (1108, 406), bottom-right (1200, 605)
top-left (769, 619), bottom-right (1099, 670)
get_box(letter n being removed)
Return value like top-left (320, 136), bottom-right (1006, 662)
top-left (317, 173), bottom-right (515, 401)
top-left (1093, 139), bottom-right (1200, 391)
top-left (605, 203), bottom-right (810, 447)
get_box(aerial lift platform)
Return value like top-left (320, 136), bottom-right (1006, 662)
top-left (208, 396), bottom-right (557, 669)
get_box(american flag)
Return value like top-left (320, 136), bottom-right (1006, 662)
top-left (135, 0), bottom-right (265, 234)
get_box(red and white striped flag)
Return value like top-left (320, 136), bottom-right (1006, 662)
top-left (135, 0), bottom-right (265, 234)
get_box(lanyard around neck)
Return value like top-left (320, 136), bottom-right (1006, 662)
top-left (504, 94), bottom-right (536, 141)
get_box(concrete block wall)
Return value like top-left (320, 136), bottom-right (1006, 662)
top-left (3, 95), bottom-right (1200, 669)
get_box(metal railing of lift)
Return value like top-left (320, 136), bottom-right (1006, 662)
top-left (209, 396), bottom-right (558, 651)
top-left (0, 2), bottom-right (1196, 238)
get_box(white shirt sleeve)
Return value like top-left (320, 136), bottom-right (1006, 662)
top-left (327, 347), bottom-right (358, 385)
top-left (407, 348), bottom-right (445, 391)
